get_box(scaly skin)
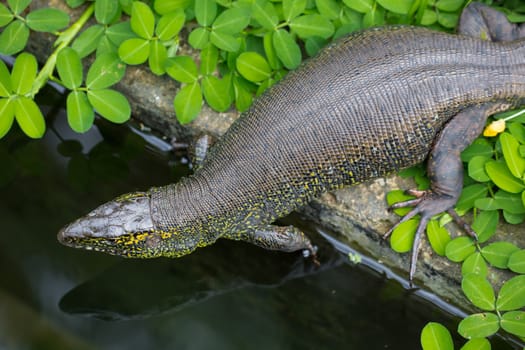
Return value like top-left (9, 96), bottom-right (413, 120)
top-left (59, 3), bottom-right (525, 279)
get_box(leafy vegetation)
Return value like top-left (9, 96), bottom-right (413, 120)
top-left (1, 0), bottom-right (525, 348)
top-left (2, 0), bottom-right (521, 137)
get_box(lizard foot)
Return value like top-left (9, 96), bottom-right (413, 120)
top-left (384, 189), bottom-right (477, 281)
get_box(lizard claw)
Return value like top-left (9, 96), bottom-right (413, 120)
top-left (302, 245), bottom-right (320, 266)
top-left (384, 189), bottom-right (473, 281)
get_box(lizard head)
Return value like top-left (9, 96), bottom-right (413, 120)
top-left (57, 192), bottom-right (199, 258)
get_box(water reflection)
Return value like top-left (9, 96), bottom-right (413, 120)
top-left (59, 239), bottom-right (343, 320)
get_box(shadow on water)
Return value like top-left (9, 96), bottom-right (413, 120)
top-left (0, 84), bottom-right (521, 349)
top-left (59, 238), bottom-right (344, 321)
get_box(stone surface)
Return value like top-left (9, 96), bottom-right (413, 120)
top-left (26, 1), bottom-right (524, 315)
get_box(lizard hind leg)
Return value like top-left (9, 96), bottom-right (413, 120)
top-left (458, 2), bottom-right (525, 41)
top-left (384, 104), bottom-right (501, 281)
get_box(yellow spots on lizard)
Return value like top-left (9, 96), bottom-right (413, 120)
top-left (116, 191), bottom-right (147, 202)
top-left (161, 231), bottom-right (172, 239)
top-left (117, 232), bottom-right (150, 245)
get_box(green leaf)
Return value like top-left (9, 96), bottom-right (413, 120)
top-left (343, 0), bottom-right (374, 13)
top-left (472, 210), bottom-right (498, 243)
top-left (456, 184), bottom-right (488, 212)
top-left (156, 10), bottom-right (185, 41)
top-left (426, 220), bottom-right (450, 256)
top-left (26, 8), bottom-right (70, 32)
top-left (461, 139), bottom-right (493, 162)
top-left (189, 27), bottom-right (210, 49)
top-left (420, 9), bottom-right (437, 26)
top-left (87, 89), bottom-right (131, 123)
top-left (458, 313), bottom-right (499, 339)
top-left (252, 0), bottom-right (278, 30)
top-left (376, 0), bottom-right (414, 15)
top-left (94, 34), bottom-right (115, 57)
top-left (71, 24), bottom-right (105, 58)
top-left (315, 0), bottom-right (341, 20)
top-left (363, 5), bottom-right (385, 27)
top-left (273, 29), bottom-right (301, 70)
top-left (420, 322), bottom-right (453, 350)
top-left (148, 40), bottom-right (167, 75)
top-left (508, 250), bottom-right (525, 273)
top-left (468, 156), bottom-right (490, 182)
top-left (283, 0), bottom-right (306, 22)
top-left (445, 236), bottom-right (475, 262)
top-left (12, 52), bottom-right (37, 96)
top-left (0, 20), bottom-right (29, 55)
top-left (174, 82), bottom-right (202, 124)
top-left (233, 76), bottom-right (253, 112)
top-left (95, 0), bottom-right (120, 24)
top-left (485, 160), bottom-right (525, 193)
top-left (256, 77), bottom-right (274, 96)
top-left (494, 190), bottom-right (525, 214)
top-left (0, 3), bottom-right (14, 27)
top-left (496, 275), bottom-right (525, 311)
top-left (290, 14), bottom-right (335, 39)
top-left (481, 242), bottom-right (520, 269)
top-left (202, 76), bottom-right (231, 112)
top-left (436, 0), bottom-right (464, 12)
top-left (461, 274), bottom-right (495, 311)
top-left (305, 37), bottom-right (326, 57)
top-left (500, 132), bottom-right (525, 179)
top-left (390, 218), bottom-right (417, 253)
top-left (236, 52), bottom-right (272, 83)
top-left (195, 0), bottom-right (217, 26)
top-left (0, 98), bottom-right (15, 138)
top-left (503, 210), bottom-right (524, 224)
top-left (212, 8), bottom-right (250, 34)
top-left (118, 38), bottom-right (150, 65)
top-left (66, 0), bottom-right (86, 8)
top-left (200, 44), bottom-right (218, 76)
top-left (500, 311), bottom-right (525, 337)
top-left (106, 21), bottom-right (136, 46)
top-left (0, 60), bottom-right (12, 97)
top-left (210, 31), bottom-right (240, 52)
top-left (66, 91), bottom-right (94, 133)
top-left (263, 32), bottom-right (281, 70)
top-left (386, 190), bottom-right (414, 216)
top-left (56, 48), bottom-right (83, 90)
top-left (14, 97), bottom-right (45, 138)
top-left (438, 11), bottom-right (459, 29)
top-left (154, 0), bottom-right (193, 15)
top-left (474, 197), bottom-right (499, 211)
top-left (165, 56), bottom-right (199, 83)
top-left (131, 1), bottom-right (155, 39)
top-left (459, 338), bottom-right (491, 350)
top-left (87, 53), bottom-right (126, 89)
top-left (462, 252), bottom-right (488, 277)
top-left (7, 0), bottom-right (30, 15)
top-left (508, 122), bottom-right (525, 144)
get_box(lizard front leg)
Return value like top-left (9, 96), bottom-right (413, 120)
top-left (224, 225), bottom-right (318, 264)
top-left (385, 103), bottom-right (510, 281)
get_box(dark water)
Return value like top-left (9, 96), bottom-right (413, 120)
top-left (0, 86), bottom-right (519, 350)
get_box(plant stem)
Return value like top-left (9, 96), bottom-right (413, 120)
top-left (30, 3), bottom-right (95, 97)
top-left (503, 108), bottom-right (525, 122)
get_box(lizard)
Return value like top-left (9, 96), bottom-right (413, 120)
top-left (59, 3), bottom-right (525, 280)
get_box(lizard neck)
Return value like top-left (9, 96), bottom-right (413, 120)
top-left (149, 175), bottom-right (230, 242)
